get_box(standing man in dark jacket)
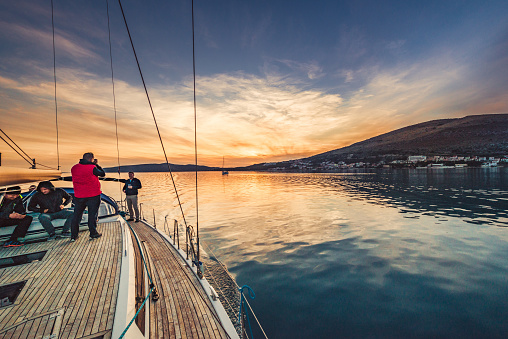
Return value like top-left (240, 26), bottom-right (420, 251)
top-left (28, 181), bottom-right (73, 240)
top-left (123, 172), bottom-right (142, 222)
top-left (70, 152), bottom-right (105, 241)
top-left (0, 186), bottom-right (32, 247)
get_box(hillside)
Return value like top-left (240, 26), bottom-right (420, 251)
top-left (103, 163), bottom-right (219, 173)
top-left (308, 113), bottom-right (508, 162)
top-left (105, 114), bottom-right (507, 172)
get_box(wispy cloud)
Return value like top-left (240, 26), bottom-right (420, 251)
top-left (278, 60), bottom-right (324, 80)
top-left (2, 46), bottom-right (507, 170)
top-left (0, 21), bottom-right (101, 61)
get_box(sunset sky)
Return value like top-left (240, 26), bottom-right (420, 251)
top-left (1, 0), bottom-right (507, 170)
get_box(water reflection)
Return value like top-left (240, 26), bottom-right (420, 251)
top-left (97, 169), bottom-right (508, 338)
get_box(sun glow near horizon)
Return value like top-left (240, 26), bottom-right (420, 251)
top-left (1, 1), bottom-right (508, 170)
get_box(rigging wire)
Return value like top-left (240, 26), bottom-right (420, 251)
top-left (0, 129), bottom-right (33, 164)
top-left (51, 0), bottom-right (60, 170)
top-left (191, 0), bottom-right (201, 267)
top-left (117, 0), bottom-right (191, 231)
top-left (105, 0), bottom-right (124, 211)
top-left (0, 134), bottom-right (33, 166)
top-left (0, 129), bottom-right (59, 170)
top-left (115, 2), bottom-right (266, 337)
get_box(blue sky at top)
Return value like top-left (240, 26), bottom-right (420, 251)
top-left (0, 0), bottom-right (507, 168)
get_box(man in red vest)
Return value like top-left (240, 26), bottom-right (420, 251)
top-left (70, 152), bottom-right (105, 241)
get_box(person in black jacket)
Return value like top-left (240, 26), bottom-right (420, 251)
top-left (122, 172), bottom-right (142, 222)
top-left (0, 186), bottom-right (32, 247)
top-left (28, 181), bottom-right (73, 240)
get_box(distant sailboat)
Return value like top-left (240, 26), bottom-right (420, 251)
top-left (222, 156), bottom-right (229, 175)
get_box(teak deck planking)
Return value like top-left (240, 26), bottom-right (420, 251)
top-left (0, 221), bottom-right (122, 339)
top-left (129, 221), bottom-right (231, 339)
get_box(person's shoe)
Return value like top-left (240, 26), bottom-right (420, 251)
top-left (70, 236), bottom-right (78, 242)
top-left (127, 218), bottom-right (134, 221)
top-left (135, 219), bottom-right (140, 222)
top-left (8, 241), bottom-right (23, 247)
top-left (3, 241), bottom-right (12, 248)
top-left (90, 233), bottom-right (102, 240)
top-left (60, 232), bottom-right (72, 238)
top-left (47, 234), bottom-right (57, 241)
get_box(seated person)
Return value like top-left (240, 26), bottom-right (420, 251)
top-left (0, 186), bottom-right (32, 247)
top-left (28, 181), bottom-right (73, 240)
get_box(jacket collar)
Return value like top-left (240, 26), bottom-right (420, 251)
top-left (79, 159), bottom-right (95, 165)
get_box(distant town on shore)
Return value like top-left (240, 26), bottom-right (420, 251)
top-left (257, 154), bottom-right (507, 172)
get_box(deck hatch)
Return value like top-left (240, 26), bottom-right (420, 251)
top-left (0, 281), bottom-right (26, 308)
top-left (0, 251), bottom-right (47, 269)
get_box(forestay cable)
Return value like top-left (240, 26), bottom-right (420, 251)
top-left (51, 0), bottom-right (60, 170)
top-left (117, 0), bottom-right (190, 230)
top-left (191, 0), bottom-right (201, 269)
top-left (105, 0), bottom-right (124, 211)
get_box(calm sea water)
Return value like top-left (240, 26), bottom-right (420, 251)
top-left (102, 168), bottom-right (508, 338)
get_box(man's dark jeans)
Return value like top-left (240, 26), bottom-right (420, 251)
top-left (0, 215), bottom-right (33, 241)
top-left (71, 195), bottom-right (101, 239)
top-left (39, 209), bottom-right (73, 236)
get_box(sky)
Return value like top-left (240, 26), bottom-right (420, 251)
top-left (0, 0), bottom-right (507, 170)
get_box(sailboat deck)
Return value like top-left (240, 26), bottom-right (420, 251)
top-left (129, 221), bottom-right (231, 339)
top-left (0, 221), bottom-right (122, 339)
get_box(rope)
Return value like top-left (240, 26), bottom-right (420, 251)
top-left (105, 0), bottom-right (124, 211)
top-left (117, 0), bottom-right (190, 231)
top-left (239, 285), bottom-right (255, 339)
top-left (126, 220), bottom-right (154, 285)
top-left (51, 0), bottom-right (60, 170)
top-left (191, 0), bottom-right (201, 274)
top-left (117, 220), bottom-right (157, 337)
top-left (118, 287), bottom-right (154, 339)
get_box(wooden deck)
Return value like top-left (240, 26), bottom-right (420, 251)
top-left (0, 221), bottom-right (122, 339)
top-left (129, 221), bottom-right (231, 339)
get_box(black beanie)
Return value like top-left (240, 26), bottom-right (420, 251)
top-left (4, 186), bottom-right (21, 195)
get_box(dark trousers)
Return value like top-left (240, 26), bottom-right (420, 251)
top-left (0, 216), bottom-right (33, 241)
top-left (71, 195), bottom-right (101, 238)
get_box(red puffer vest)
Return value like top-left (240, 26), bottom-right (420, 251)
top-left (71, 163), bottom-right (102, 198)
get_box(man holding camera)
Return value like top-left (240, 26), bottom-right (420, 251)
top-left (70, 152), bottom-right (105, 241)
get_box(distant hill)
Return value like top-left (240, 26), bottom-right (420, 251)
top-left (309, 113), bottom-right (508, 162)
top-left (237, 113), bottom-right (508, 170)
top-left (103, 163), bottom-right (219, 173)
top-left (105, 114), bottom-right (508, 172)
